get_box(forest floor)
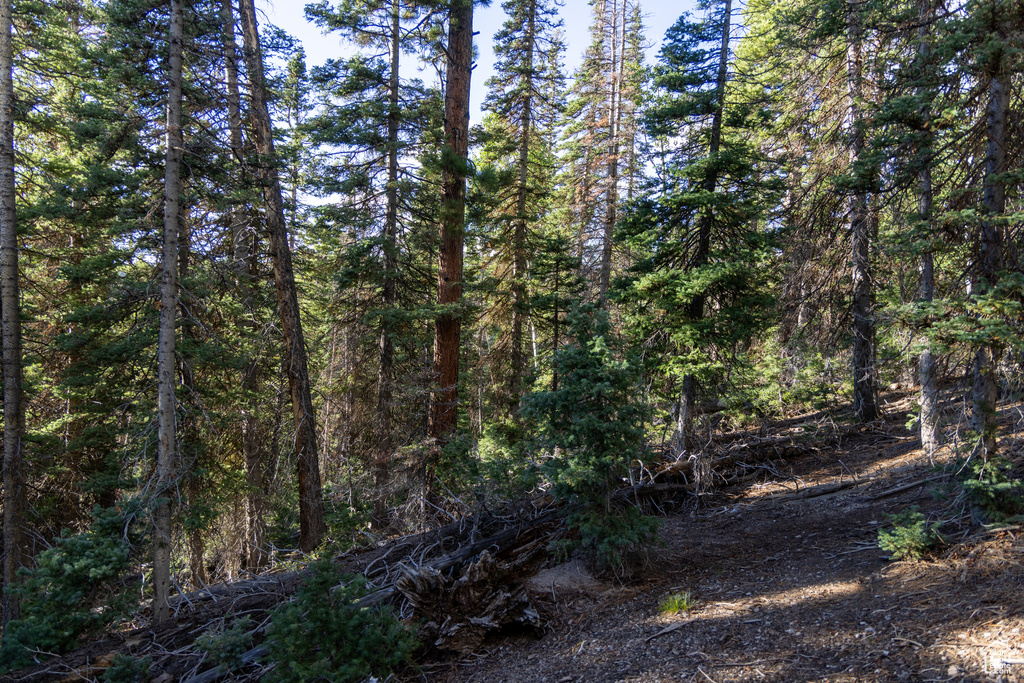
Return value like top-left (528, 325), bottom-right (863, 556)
top-left (4, 395), bottom-right (1024, 683)
top-left (427, 398), bottom-right (1024, 683)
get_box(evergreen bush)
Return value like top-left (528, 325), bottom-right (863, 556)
top-left (959, 457), bottom-right (1023, 523)
top-left (0, 506), bottom-right (140, 672)
top-left (100, 654), bottom-right (150, 683)
top-left (263, 560), bottom-right (417, 682)
top-left (477, 418), bottom-right (542, 498)
top-left (195, 616), bottom-right (254, 672)
top-left (877, 506), bottom-right (945, 561)
top-left (523, 303), bottom-right (659, 572)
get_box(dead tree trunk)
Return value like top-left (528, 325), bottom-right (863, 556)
top-left (238, 0), bottom-right (326, 550)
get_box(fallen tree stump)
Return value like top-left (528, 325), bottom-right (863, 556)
top-left (397, 544), bottom-right (545, 653)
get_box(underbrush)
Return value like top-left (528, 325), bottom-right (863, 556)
top-left (877, 506), bottom-right (946, 560)
top-left (0, 505), bottom-right (143, 673)
top-left (262, 560), bottom-right (417, 682)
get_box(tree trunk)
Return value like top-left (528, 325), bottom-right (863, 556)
top-left (915, 0), bottom-right (940, 454)
top-left (598, 0), bottom-right (620, 300)
top-left (971, 6), bottom-right (1008, 456)
top-left (153, 0), bottom-right (184, 624)
top-left (0, 0), bottom-right (23, 625)
top-left (373, 0), bottom-right (401, 526)
top-left (676, 0), bottom-right (730, 455)
top-left (509, 0), bottom-right (536, 416)
top-left (429, 0), bottom-right (474, 445)
top-left (237, 0), bottom-right (326, 551)
top-left (847, 0), bottom-right (878, 423)
top-left (220, 0), bottom-right (267, 570)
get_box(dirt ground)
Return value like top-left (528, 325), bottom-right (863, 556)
top-left (430, 405), bottom-right (1024, 683)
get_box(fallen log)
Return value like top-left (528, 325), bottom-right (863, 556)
top-left (751, 478), bottom-right (864, 506)
top-left (166, 505), bottom-right (526, 611)
top-left (178, 509), bottom-right (561, 683)
top-left (3, 507), bottom-right (561, 683)
top-left (869, 475), bottom-right (946, 500)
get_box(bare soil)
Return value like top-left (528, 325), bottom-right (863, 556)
top-left (431, 406), bottom-right (1024, 683)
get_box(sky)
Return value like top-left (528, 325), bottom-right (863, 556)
top-left (258, 0), bottom-right (694, 123)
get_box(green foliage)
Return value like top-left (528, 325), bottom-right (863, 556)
top-left (524, 304), bottom-right (659, 570)
top-left (959, 457), bottom-right (1024, 523)
top-left (196, 617), bottom-right (254, 671)
top-left (555, 507), bottom-right (662, 573)
top-left (433, 432), bottom-right (480, 494)
top-left (100, 655), bottom-right (151, 683)
top-left (322, 492), bottom-right (371, 552)
top-left (263, 560), bottom-right (417, 683)
top-left (0, 506), bottom-right (140, 672)
top-left (877, 507), bottom-right (945, 561)
top-left (659, 591), bottom-right (696, 615)
top-left (477, 419), bottom-right (542, 498)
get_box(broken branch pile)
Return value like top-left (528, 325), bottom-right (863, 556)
top-left (1, 506), bottom-right (561, 683)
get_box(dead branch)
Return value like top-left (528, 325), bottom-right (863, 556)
top-left (869, 475), bottom-right (947, 500)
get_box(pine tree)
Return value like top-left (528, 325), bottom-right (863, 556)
top-left (306, 0), bottom-right (443, 522)
top-left (845, 0), bottom-right (879, 423)
top-left (561, 0), bottom-right (645, 298)
top-left (238, 0), bottom-right (326, 551)
top-left (429, 0), bottom-right (475, 445)
top-left (476, 0), bottom-right (565, 418)
top-left (522, 303), bottom-right (656, 571)
top-left (153, 0), bottom-right (184, 623)
top-left (0, 0), bottom-right (23, 626)
top-left (912, 0), bottom-right (941, 453)
top-left (966, 0), bottom-right (1016, 456)
top-left (618, 0), bottom-right (777, 455)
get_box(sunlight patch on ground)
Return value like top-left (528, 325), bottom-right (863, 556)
top-left (690, 579), bottom-right (864, 622)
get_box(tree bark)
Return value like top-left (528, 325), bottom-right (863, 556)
top-left (971, 5), bottom-right (1008, 456)
top-left (429, 0), bottom-right (474, 444)
top-left (153, 0), bottom-right (185, 624)
top-left (847, 0), bottom-right (878, 423)
top-left (220, 0), bottom-right (266, 570)
top-left (0, 0), bottom-right (23, 625)
top-left (373, 0), bottom-right (402, 525)
top-left (237, 0), bottom-right (326, 551)
top-left (915, 0), bottom-right (940, 454)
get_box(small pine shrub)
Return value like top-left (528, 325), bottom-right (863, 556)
top-left (263, 560), bottom-right (417, 683)
top-left (477, 419), bottom-right (542, 498)
top-left (0, 506), bottom-right (140, 672)
top-left (959, 457), bottom-right (1023, 523)
top-left (523, 304), bottom-right (659, 571)
top-left (557, 507), bottom-right (661, 574)
top-left (196, 616), bottom-right (254, 671)
top-left (659, 592), bottom-right (695, 615)
top-left (101, 654), bottom-right (150, 683)
top-left (878, 507), bottom-right (945, 561)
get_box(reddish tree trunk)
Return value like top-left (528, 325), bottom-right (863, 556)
top-left (429, 0), bottom-right (474, 445)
